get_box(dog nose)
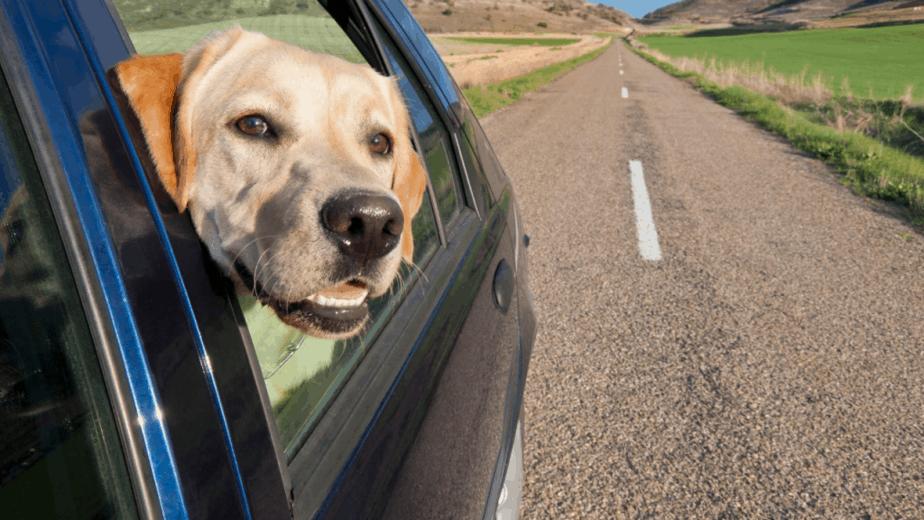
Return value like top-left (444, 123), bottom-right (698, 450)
top-left (321, 192), bottom-right (404, 262)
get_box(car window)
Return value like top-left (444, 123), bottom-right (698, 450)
top-left (0, 66), bottom-right (137, 518)
top-left (109, 0), bottom-right (441, 457)
top-left (372, 17), bottom-right (465, 227)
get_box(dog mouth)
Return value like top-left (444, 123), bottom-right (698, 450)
top-left (234, 260), bottom-right (371, 335)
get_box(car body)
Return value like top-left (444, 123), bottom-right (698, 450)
top-left (0, 0), bottom-right (536, 518)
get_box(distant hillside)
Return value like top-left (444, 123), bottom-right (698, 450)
top-left (114, 0), bottom-right (635, 35)
top-left (640, 0), bottom-right (917, 26)
top-left (405, 0), bottom-right (636, 33)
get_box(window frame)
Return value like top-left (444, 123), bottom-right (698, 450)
top-left (326, 0), bottom-right (453, 247)
top-left (279, 1), bottom-right (494, 516)
top-left (362, 0), bottom-right (484, 222)
top-left (0, 3), bottom-right (164, 519)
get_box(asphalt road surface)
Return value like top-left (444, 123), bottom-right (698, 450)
top-left (480, 39), bottom-right (924, 519)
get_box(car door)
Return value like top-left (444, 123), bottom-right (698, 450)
top-left (2, 0), bottom-right (531, 518)
top-left (332, 3), bottom-right (527, 519)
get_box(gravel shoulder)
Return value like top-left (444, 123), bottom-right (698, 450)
top-left (481, 39), bottom-right (924, 519)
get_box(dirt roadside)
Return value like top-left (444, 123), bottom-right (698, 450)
top-left (428, 32), bottom-right (612, 87)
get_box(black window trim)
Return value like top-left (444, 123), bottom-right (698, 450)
top-left (101, 0), bottom-right (136, 55)
top-left (0, 7), bottom-right (160, 520)
top-left (452, 130), bottom-right (482, 220)
top-left (352, 0), bottom-right (450, 247)
top-left (361, 0), bottom-right (484, 224)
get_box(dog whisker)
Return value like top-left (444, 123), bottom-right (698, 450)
top-left (252, 247), bottom-right (275, 296)
top-left (226, 234), bottom-right (281, 280)
top-left (405, 259), bottom-right (428, 285)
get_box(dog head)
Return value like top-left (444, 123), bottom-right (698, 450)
top-left (114, 26), bottom-right (428, 339)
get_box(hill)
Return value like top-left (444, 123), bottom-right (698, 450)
top-left (640, 0), bottom-right (924, 27)
top-left (405, 0), bottom-right (635, 33)
top-left (114, 0), bottom-right (636, 35)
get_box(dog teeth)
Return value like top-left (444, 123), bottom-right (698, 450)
top-left (307, 289), bottom-right (369, 308)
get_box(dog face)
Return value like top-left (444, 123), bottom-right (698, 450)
top-left (115, 26), bottom-right (427, 339)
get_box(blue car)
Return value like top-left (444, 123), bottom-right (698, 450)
top-left (0, 0), bottom-right (536, 518)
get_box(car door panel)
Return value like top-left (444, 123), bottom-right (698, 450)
top-left (378, 194), bottom-right (522, 520)
top-left (290, 11), bottom-right (523, 520)
top-left (313, 195), bottom-right (518, 519)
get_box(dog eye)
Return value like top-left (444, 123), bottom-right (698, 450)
top-left (236, 115), bottom-right (270, 137)
top-left (369, 133), bottom-right (390, 155)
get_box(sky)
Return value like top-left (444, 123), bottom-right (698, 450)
top-left (592, 0), bottom-right (680, 19)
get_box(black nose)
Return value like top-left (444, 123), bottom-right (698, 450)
top-left (321, 192), bottom-right (404, 262)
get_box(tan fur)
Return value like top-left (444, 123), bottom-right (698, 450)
top-left (114, 53), bottom-right (184, 203)
top-left (113, 25), bottom-right (428, 338)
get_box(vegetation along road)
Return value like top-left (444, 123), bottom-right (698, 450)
top-left (480, 38), bottom-right (924, 518)
top-left (637, 24), bottom-right (924, 101)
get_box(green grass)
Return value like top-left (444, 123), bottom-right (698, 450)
top-left (638, 25), bottom-right (924, 102)
top-left (446, 37), bottom-right (579, 46)
top-left (792, 98), bottom-right (924, 160)
top-left (461, 37), bottom-right (613, 118)
top-left (112, 0), bottom-right (327, 31)
top-left (626, 40), bottom-right (924, 222)
top-left (126, 14), bottom-right (365, 63)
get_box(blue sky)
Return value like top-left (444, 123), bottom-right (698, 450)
top-left (592, 1), bottom-right (679, 19)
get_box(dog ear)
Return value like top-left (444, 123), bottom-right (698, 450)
top-left (394, 150), bottom-right (428, 264)
top-left (113, 53), bottom-right (186, 208)
top-left (113, 25), bottom-right (248, 212)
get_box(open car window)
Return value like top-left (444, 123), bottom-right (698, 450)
top-left (109, 0), bottom-right (442, 456)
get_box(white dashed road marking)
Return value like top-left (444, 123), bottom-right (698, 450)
top-left (621, 87), bottom-right (628, 98)
top-left (629, 160), bottom-right (662, 261)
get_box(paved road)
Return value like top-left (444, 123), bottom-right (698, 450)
top-left (480, 39), bottom-right (924, 519)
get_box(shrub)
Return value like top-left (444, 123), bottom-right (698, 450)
top-left (538, 21), bottom-right (548, 28)
top-left (442, 9), bottom-right (452, 15)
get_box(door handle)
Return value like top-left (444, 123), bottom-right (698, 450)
top-left (493, 259), bottom-right (514, 313)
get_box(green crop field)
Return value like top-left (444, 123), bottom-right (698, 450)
top-left (638, 25), bottom-right (924, 102)
top-left (446, 37), bottom-right (579, 47)
top-left (127, 14), bottom-right (365, 63)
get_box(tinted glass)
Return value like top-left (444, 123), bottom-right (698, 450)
top-left (0, 67), bottom-right (137, 518)
top-left (110, 0), bottom-right (441, 457)
top-left (376, 27), bottom-right (464, 226)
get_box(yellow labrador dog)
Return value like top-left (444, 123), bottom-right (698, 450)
top-left (113, 25), bottom-right (427, 340)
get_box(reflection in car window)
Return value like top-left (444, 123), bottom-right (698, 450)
top-left (109, 0), bottom-right (441, 457)
top-left (374, 20), bottom-right (464, 226)
top-left (0, 67), bottom-right (137, 518)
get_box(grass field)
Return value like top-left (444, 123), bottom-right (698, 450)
top-left (446, 37), bottom-right (579, 46)
top-left (638, 25), bottom-right (924, 102)
top-left (112, 0), bottom-right (328, 31)
top-left (626, 40), bottom-right (924, 226)
top-left (126, 14), bottom-right (365, 63)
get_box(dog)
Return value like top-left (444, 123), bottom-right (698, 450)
top-left (113, 25), bottom-right (428, 340)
